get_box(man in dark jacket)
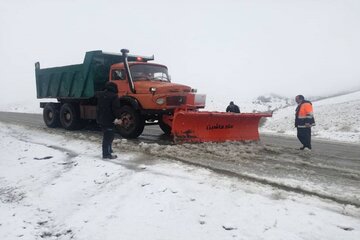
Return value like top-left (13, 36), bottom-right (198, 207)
top-left (96, 82), bottom-right (120, 159)
top-left (226, 101), bottom-right (240, 113)
top-left (295, 95), bottom-right (315, 150)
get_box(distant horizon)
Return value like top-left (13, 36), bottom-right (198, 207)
top-left (1, 85), bottom-right (359, 115)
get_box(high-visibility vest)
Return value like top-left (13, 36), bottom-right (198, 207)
top-left (295, 101), bottom-right (315, 128)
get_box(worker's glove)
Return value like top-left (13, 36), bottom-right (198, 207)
top-left (305, 123), bottom-right (311, 127)
top-left (114, 118), bottom-right (123, 125)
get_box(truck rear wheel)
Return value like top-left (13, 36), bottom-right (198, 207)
top-left (43, 103), bottom-right (60, 128)
top-left (60, 103), bottom-right (83, 130)
top-left (115, 105), bottom-right (144, 139)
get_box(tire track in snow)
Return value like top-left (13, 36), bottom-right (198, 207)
top-left (115, 140), bottom-right (360, 208)
top-left (174, 156), bottom-right (360, 208)
top-left (5, 125), bottom-right (79, 174)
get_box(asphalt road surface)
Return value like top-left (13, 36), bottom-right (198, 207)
top-left (1, 111), bottom-right (359, 207)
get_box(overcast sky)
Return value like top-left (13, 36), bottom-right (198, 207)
top-left (1, 0), bottom-right (360, 106)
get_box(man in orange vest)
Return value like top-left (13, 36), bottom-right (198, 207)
top-left (295, 95), bottom-right (315, 150)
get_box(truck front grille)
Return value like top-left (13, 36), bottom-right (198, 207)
top-left (166, 96), bottom-right (186, 106)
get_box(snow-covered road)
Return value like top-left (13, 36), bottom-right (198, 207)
top-left (1, 112), bottom-right (359, 207)
top-left (0, 121), bottom-right (359, 239)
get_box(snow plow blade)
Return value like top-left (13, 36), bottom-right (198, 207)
top-left (172, 111), bottom-right (272, 143)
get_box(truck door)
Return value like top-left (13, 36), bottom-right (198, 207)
top-left (111, 69), bottom-right (128, 96)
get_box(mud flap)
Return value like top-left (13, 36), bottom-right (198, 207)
top-left (171, 110), bottom-right (272, 143)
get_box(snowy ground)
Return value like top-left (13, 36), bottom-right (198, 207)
top-left (206, 90), bottom-right (360, 144)
top-left (262, 91), bottom-right (360, 143)
top-left (1, 122), bottom-right (360, 240)
top-left (1, 89), bottom-right (360, 239)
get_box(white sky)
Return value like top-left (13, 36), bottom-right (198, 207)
top-left (1, 0), bottom-right (360, 105)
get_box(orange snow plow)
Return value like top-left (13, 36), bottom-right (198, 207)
top-left (171, 108), bottom-right (272, 144)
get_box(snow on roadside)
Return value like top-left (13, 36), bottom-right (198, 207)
top-left (262, 91), bottom-right (360, 143)
top-left (112, 139), bottom-right (360, 206)
top-left (0, 122), bottom-right (359, 240)
top-left (0, 99), bottom-right (42, 114)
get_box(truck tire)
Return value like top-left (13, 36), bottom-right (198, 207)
top-left (115, 105), bottom-right (145, 138)
top-left (159, 117), bottom-right (172, 135)
top-left (43, 103), bottom-right (60, 128)
top-left (59, 103), bottom-right (83, 130)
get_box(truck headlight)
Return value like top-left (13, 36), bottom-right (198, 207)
top-left (156, 98), bottom-right (165, 105)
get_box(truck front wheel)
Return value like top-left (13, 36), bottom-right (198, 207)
top-left (43, 103), bottom-right (60, 128)
top-left (115, 105), bottom-right (144, 139)
top-left (60, 103), bottom-right (83, 130)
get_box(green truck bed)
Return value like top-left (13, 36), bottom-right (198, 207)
top-left (35, 50), bottom-right (151, 99)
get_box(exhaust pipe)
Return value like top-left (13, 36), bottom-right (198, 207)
top-left (121, 49), bottom-right (136, 94)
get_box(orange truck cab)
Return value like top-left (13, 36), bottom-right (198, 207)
top-left (108, 49), bottom-right (206, 138)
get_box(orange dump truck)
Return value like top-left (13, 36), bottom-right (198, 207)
top-left (35, 49), bottom-right (271, 143)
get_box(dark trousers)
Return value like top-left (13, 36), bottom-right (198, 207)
top-left (297, 127), bottom-right (312, 149)
top-left (102, 126), bottom-right (115, 157)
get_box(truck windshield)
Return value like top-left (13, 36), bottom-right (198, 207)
top-left (130, 64), bottom-right (170, 82)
